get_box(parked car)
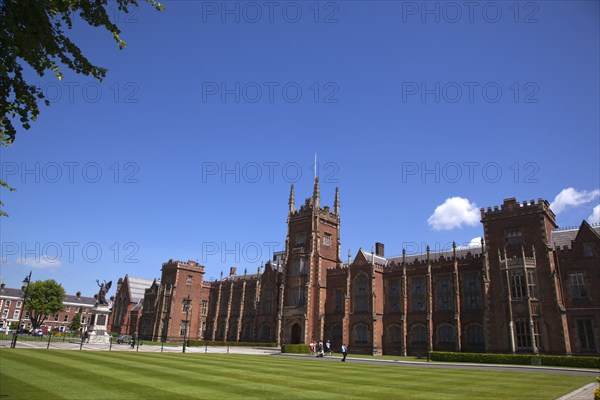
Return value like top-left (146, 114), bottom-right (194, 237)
top-left (117, 335), bottom-right (132, 344)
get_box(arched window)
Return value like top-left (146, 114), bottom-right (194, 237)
top-left (354, 274), bottom-right (369, 313)
top-left (437, 324), bottom-right (455, 344)
top-left (354, 323), bottom-right (369, 343)
top-left (465, 324), bottom-right (484, 345)
top-left (331, 324), bottom-right (343, 346)
top-left (217, 323), bottom-right (225, 340)
top-left (388, 324), bottom-right (402, 343)
top-left (242, 323), bottom-right (252, 341)
top-left (411, 324), bottom-right (426, 345)
top-left (228, 322), bottom-right (238, 341)
top-left (260, 323), bottom-right (271, 341)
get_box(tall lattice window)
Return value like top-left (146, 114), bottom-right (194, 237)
top-left (323, 234), bottom-right (332, 247)
top-left (464, 274), bottom-right (481, 310)
top-left (334, 289), bottom-right (344, 312)
top-left (515, 319), bottom-right (531, 349)
top-left (410, 277), bottom-right (426, 312)
top-left (510, 272), bottom-right (526, 300)
top-left (291, 258), bottom-right (307, 276)
top-left (354, 274), bottom-right (369, 313)
top-left (387, 279), bottom-right (401, 312)
top-left (526, 270), bottom-right (537, 299)
top-left (180, 320), bottom-right (188, 337)
top-left (569, 272), bottom-right (587, 299)
top-left (290, 286), bottom-right (306, 307)
top-left (576, 319), bottom-right (596, 352)
top-left (435, 275), bottom-right (453, 311)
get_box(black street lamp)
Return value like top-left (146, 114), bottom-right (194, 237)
top-left (11, 271), bottom-right (32, 349)
top-left (182, 295), bottom-right (191, 354)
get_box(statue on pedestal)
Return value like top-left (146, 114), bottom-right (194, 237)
top-left (95, 279), bottom-right (112, 306)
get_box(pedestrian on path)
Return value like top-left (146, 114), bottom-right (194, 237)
top-left (341, 344), bottom-right (348, 362)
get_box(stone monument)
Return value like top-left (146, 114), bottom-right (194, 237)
top-left (86, 280), bottom-right (112, 344)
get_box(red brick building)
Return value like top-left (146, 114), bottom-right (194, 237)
top-left (0, 283), bottom-right (95, 333)
top-left (108, 275), bottom-right (154, 335)
top-left (118, 179), bottom-right (599, 355)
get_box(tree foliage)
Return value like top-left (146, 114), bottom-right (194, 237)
top-left (0, 0), bottom-right (164, 216)
top-left (69, 310), bottom-right (82, 333)
top-left (25, 279), bottom-right (66, 330)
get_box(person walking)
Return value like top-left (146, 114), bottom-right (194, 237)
top-left (317, 341), bottom-right (324, 357)
top-left (325, 340), bottom-right (332, 356)
top-left (130, 331), bottom-right (137, 349)
top-left (341, 344), bottom-right (348, 362)
top-left (310, 340), bottom-right (315, 355)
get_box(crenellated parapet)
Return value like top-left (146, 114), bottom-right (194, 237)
top-left (480, 197), bottom-right (556, 222)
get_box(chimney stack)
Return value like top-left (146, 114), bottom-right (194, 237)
top-left (375, 242), bottom-right (385, 257)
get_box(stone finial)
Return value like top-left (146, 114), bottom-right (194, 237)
top-left (334, 187), bottom-right (340, 215)
top-left (289, 184), bottom-right (295, 213)
top-left (313, 177), bottom-right (320, 209)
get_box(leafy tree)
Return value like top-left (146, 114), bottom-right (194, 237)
top-left (9, 321), bottom-right (19, 330)
top-left (0, 0), bottom-right (164, 216)
top-left (69, 310), bottom-right (82, 333)
top-left (24, 279), bottom-right (66, 330)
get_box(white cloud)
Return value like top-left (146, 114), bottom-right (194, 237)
top-left (456, 237), bottom-right (483, 249)
top-left (589, 205), bottom-right (600, 225)
top-left (549, 188), bottom-right (600, 215)
top-left (428, 197), bottom-right (479, 230)
top-left (16, 258), bottom-right (61, 269)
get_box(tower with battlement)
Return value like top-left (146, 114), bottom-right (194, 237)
top-left (481, 197), bottom-right (571, 354)
top-left (281, 178), bottom-right (341, 344)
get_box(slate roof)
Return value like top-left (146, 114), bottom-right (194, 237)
top-left (0, 286), bottom-right (95, 305)
top-left (551, 224), bottom-right (600, 249)
top-left (127, 277), bottom-right (154, 303)
top-left (388, 246), bottom-right (483, 264)
top-left (360, 249), bottom-right (389, 266)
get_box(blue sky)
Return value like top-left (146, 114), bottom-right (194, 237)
top-left (1, 1), bottom-right (599, 297)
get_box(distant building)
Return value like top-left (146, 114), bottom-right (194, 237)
top-left (108, 275), bottom-right (154, 335)
top-left (115, 179), bottom-right (599, 355)
top-left (0, 283), bottom-right (95, 333)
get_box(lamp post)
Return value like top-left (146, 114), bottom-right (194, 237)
top-left (182, 295), bottom-right (191, 354)
top-left (11, 271), bottom-right (32, 349)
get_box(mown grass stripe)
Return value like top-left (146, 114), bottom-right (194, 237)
top-left (0, 350), bottom-right (592, 400)
top-left (1, 350), bottom-right (199, 400)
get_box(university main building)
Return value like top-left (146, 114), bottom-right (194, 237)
top-left (110, 178), bottom-right (599, 355)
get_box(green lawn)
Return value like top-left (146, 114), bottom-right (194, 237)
top-left (0, 349), bottom-right (594, 399)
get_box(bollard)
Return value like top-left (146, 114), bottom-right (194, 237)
top-left (227, 345), bottom-right (230, 354)
top-left (109, 336), bottom-right (113, 351)
top-left (161, 341), bottom-right (164, 353)
top-left (47, 333), bottom-right (52, 349)
top-left (80, 336), bottom-right (84, 351)
top-left (205, 341), bottom-right (208, 354)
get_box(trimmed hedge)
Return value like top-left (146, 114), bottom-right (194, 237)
top-left (281, 344), bottom-right (311, 354)
top-left (429, 351), bottom-right (600, 369)
top-left (186, 340), bottom-right (277, 348)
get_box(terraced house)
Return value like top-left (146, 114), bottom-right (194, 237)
top-left (112, 178), bottom-right (599, 355)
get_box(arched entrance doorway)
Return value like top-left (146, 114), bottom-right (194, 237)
top-left (291, 323), bottom-right (302, 344)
